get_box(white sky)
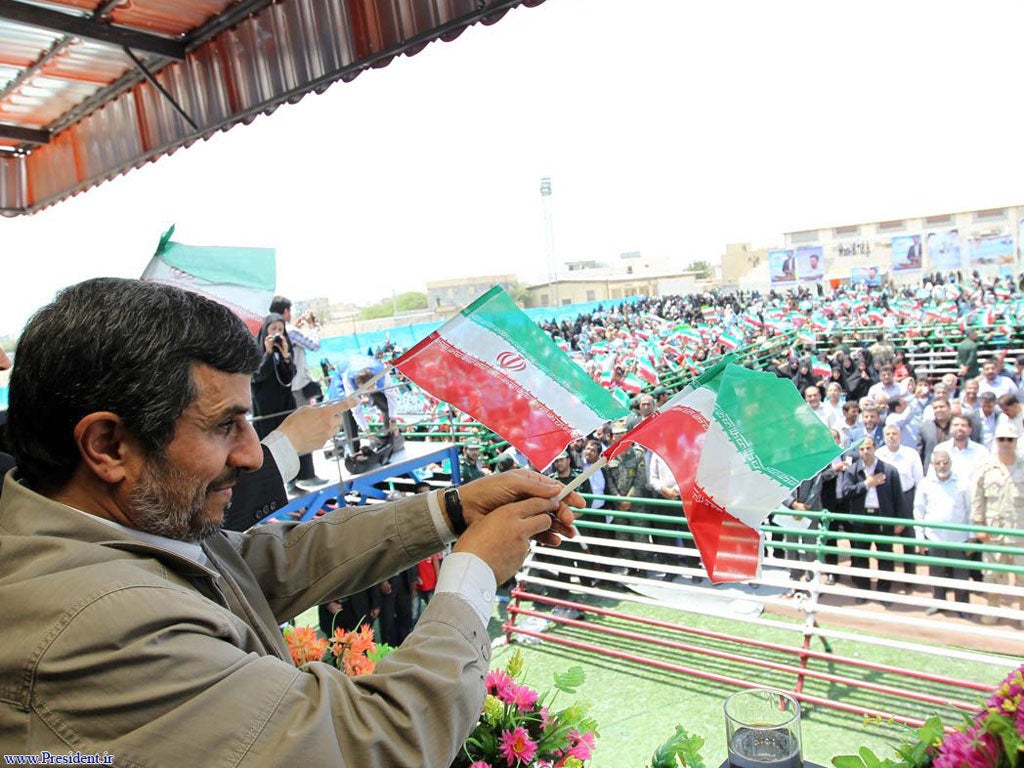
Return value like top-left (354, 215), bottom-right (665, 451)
top-left (2, 0), bottom-right (1023, 336)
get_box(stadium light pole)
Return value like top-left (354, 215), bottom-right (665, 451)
top-left (540, 176), bottom-right (557, 308)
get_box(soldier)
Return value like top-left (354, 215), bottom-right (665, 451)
top-left (971, 422), bottom-right (1024, 626)
top-left (458, 438), bottom-right (486, 483)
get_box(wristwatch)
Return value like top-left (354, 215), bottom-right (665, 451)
top-left (443, 486), bottom-right (467, 535)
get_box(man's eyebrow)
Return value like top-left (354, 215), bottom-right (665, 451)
top-left (206, 404), bottom-right (252, 423)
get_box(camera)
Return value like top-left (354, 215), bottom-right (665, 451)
top-left (271, 334), bottom-right (283, 344)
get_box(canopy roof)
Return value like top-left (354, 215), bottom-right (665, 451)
top-left (0, 0), bottom-right (539, 216)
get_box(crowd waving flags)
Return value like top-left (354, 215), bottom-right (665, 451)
top-left (392, 286), bottom-right (843, 584)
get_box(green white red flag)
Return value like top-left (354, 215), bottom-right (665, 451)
top-left (392, 286), bottom-right (630, 469)
top-left (141, 226), bottom-right (276, 335)
top-left (606, 360), bottom-right (841, 582)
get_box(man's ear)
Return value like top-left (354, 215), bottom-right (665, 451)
top-left (73, 412), bottom-right (137, 484)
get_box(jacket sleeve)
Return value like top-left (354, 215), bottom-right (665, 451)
top-left (31, 584), bottom-right (487, 768)
top-left (226, 492), bottom-right (446, 622)
top-left (841, 465), bottom-right (866, 501)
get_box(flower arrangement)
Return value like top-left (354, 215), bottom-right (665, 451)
top-left (283, 623), bottom-right (394, 676)
top-left (452, 649), bottom-right (599, 768)
top-left (833, 663), bottom-right (1024, 768)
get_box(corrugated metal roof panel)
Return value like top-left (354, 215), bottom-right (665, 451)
top-left (0, 0), bottom-right (540, 215)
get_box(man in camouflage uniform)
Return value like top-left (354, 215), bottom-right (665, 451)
top-left (606, 420), bottom-right (653, 572)
top-left (971, 422), bottom-right (1024, 625)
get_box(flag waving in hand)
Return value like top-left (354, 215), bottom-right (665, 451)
top-left (392, 286), bottom-right (631, 470)
top-left (606, 359), bottom-right (842, 582)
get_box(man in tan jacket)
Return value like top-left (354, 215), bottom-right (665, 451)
top-left (0, 278), bottom-right (580, 767)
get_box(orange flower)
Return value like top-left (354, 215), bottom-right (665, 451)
top-left (349, 624), bottom-right (376, 657)
top-left (283, 626), bottom-right (327, 667)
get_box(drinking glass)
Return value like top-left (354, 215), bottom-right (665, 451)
top-left (723, 687), bottom-right (802, 768)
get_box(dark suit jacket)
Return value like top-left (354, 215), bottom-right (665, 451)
top-left (222, 445), bottom-right (289, 531)
top-left (841, 457), bottom-right (908, 521)
top-left (916, 420), bottom-right (950, 468)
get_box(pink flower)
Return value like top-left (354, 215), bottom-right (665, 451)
top-left (468, 763), bottom-right (492, 768)
top-left (508, 683), bottom-right (539, 713)
top-left (934, 727), bottom-right (1000, 768)
top-left (499, 726), bottom-right (538, 765)
top-left (566, 729), bottom-right (596, 761)
top-left (486, 669), bottom-right (513, 699)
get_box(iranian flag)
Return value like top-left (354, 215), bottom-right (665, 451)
top-left (141, 225), bottom-right (276, 335)
top-left (392, 286), bottom-right (630, 469)
top-left (606, 361), bottom-right (841, 582)
top-left (636, 356), bottom-right (659, 386)
top-left (718, 331), bottom-right (742, 351)
top-left (811, 357), bottom-right (832, 378)
top-left (620, 372), bottom-right (644, 395)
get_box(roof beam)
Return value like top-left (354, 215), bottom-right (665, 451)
top-left (0, 121), bottom-right (48, 144)
top-left (0, 0), bottom-right (185, 60)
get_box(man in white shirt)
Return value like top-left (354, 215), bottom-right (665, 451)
top-left (876, 424), bottom-right (924, 580)
top-left (913, 449), bottom-right (971, 615)
top-left (804, 384), bottom-right (839, 430)
top-left (978, 357), bottom-right (1018, 400)
top-left (867, 364), bottom-right (904, 402)
top-left (821, 382), bottom-right (845, 427)
top-left (934, 414), bottom-right (989, 492)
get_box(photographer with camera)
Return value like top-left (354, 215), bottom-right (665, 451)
top-left (252, 313), bottom-right (296, 441)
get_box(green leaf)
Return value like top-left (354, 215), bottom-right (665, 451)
top-left (506, 648), bottom-right (525, 680)
top-left (832, 757), bottom-right (867, 768)
top-left (858, 747), bottom-right (883, 768)
top-left (648, 726), bottom-right (706, 768)
top-left (553, 666), bottom-right (586, 694)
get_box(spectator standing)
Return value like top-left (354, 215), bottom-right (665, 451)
top-left (842, 436), bottom-right (907, 599)
top-left (971, 422), bottom-right (1024, 626)
top-left (867, 365), bottom-right (903, 401)
top-left (269, 296), bottom-right (328, 488)
top-left (876, 424), bottom-right (924, 580)
top-left (975, 393), bottom-right (999, 449)
top-left (459, 438), bottom-right (486, 482)
top-left (805, 385), bottom-right (840, 430)
top-left (935, 415), bottom-right (989, 492)
top-left (252, 313), bottom-right (296, 440)
top-left (918, 397), bottom-right (954, 468)
top-left (978, 357), bottom-right (1018, 400)
top-left (957, 378), bottom-right (981, 418)
top-left (957, 329), bottom-right (980, 380)
top-left (913, 450), bottom-right (972, 615)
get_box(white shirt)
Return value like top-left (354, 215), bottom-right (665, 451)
top-left (978, 374), bottom-right (1018, 400)
top-left (867, 381), bottom-right (903, 401)
top-left (648, 453), bottom-right (678, 495)
top-left (585, 461), bottom-right (606, 510)
top-left (862, 460), bottom-right (880, 508)
top-left (912, 472), bottom-right (970, 543)
top-left (875, 444), bottom-right (923, 492)
top-left (933, 438), bottom-right (990, 492)
top-left (810, 403), bottom-right (840, 430)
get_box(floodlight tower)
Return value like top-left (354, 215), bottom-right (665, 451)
top-left (540, 176), bottom-right (557, 307)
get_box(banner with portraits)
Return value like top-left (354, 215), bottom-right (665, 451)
top-left (966, 232), bottom-right (1016, 267)
top-left (891, 234), bottom-right (923, 272)
top-left (795, 245), bottom-right (824, 281)
top-left (768, 249), bottom-right (796, 283)
top-left (925, 229), bottom-right (965, 271)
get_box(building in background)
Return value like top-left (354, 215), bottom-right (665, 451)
top-left (426, 275), bottom-right (519, 315)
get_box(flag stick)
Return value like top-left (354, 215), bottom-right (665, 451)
top-left (556, 456), bottom-right (607, 502)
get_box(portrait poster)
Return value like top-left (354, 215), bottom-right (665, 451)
top-left (967, 233), bottom-right (1015, 267)
top-left (891, 234), bottom-right (923, 272)
top-left (796, 245), bottom-right (824, 281)
top-left (768, 249), bottom-right (796, 283)
top-left (925, 229), bottom-right (964, 271)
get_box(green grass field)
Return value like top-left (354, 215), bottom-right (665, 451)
top-left (295, 594), bottom-right (1011, 767)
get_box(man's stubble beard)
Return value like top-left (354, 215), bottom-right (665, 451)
top-left (128, 454), bottom-right (237, 543)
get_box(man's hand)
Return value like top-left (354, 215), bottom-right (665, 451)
top-left (866, 473), bottom-right (886, 488)
top-left (452, 496), bottom-right (567, 584)
top-left (276, 399), bottom-right (355, 454)
top-left (455, 469), bottom-right (582, 545)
